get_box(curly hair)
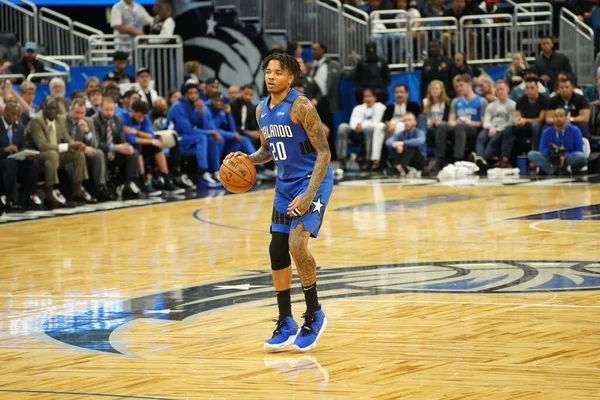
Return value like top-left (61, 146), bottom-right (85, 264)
top-left (261, 52), bottom-right (301, 79)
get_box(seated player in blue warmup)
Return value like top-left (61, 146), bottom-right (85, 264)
top-left (117, 89), bottom-right (140, 119)
top-left (225, 53), bottom-right (333, 352)
top-left (121, 100), bottom-right (179, 193)
top-left (206, 92), bottom-right (257, 160)
top-left (166, 82), bottom-right (223, 187)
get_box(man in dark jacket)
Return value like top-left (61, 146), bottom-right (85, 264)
top-left (534, 36), bottom-right (573, 92)
top-left (8, 42), bottom-right (46, 84)
top-left (420, 40), bottom-right (453, 100)
top-left (354, 41), bottom-right (391, 104)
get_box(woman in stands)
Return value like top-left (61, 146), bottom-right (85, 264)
top-left (150, 0), bottom-right (175, 37)
top-left (504, 52), bottom-right (528, 90)
top-left (420, 80), bottom-right (450, 150)
top-left (477, 73), bottom-right (497, 103)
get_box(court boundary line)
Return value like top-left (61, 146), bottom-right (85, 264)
top-left (0, 389), bottom-right (175, 399)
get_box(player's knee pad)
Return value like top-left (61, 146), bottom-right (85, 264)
top-left (270, 232), bottom-right (291, 271)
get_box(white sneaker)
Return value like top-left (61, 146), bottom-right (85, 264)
top-left (203, 171), bottom-right (218, 185)
top-left (212, 171), bottom-right (221, 183)
top-left (53, 189), bottom-right (67, 204)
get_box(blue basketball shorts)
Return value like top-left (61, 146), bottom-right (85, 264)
top-left (270, 168), bottom-right (333, 238)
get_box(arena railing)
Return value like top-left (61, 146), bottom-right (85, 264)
top-left (214, 0), bottom-right (262, 21)
top-left (133, 35), bottom-right (184, 99)
top-left (370, 10), bottom-right (412, 70)
top-left (560, 7), bottom-right (595, 87)
top-left (262, 0), bottom-right (287, 35)
top-left (341, 4), bottom-right (369, 70)
top-left (0, 0), bottom-right (38, 45)
top-left (38, 8), bottom-right (76, 62)
top-left (409, 17), bottom-right (459, 69)
top-left (88, 34), bottom-right (132, 65)
top-left (0, 55), bottom-right (68, 83)
top-left (459, 14), bottom-right (514, 66)
top-left (511, 2), bottom-right (553, 62)
top-left (315, 0), bottom-right (343, 60)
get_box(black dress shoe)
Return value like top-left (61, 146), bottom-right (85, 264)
top-left (96, 186), bottom-right (115, 202)
top-left (7, 201), bottom-right (25, 212)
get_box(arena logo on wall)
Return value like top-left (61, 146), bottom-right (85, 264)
top-left (172, 0), bottom-right (270, 94)
top-left (41, 260), bottom-right (600, 356)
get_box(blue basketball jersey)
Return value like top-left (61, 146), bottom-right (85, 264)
top-left (454, 95), bottom-right (484, 122)
top-left (258, 89), bottom-right (318, 181)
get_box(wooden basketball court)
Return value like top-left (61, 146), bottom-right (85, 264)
top-left (1, 177), bottom-right (600, 399)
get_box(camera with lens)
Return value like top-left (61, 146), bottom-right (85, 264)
top-left (549, 143), bottom-right (566, 167)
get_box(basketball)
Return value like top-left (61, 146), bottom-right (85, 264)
top-left (219, 156), bottom-right (257, 193)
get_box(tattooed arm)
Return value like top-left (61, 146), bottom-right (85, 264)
top-left (285, 96), bottom-right (331, 217)
top-left (224, 101), bottom-right (272, 164)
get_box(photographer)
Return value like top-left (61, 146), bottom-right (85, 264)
top-left (527, 107), bottom-right (586, 175)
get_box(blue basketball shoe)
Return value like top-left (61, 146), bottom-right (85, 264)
top-left (264, 316), bottom-right (299, 352)
top-left (293, 304), bottom-right (327, 352)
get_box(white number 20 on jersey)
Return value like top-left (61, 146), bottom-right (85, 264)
top-left (269, 141), bottom-right (287, 161)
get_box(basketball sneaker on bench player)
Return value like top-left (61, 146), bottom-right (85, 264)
top-left (224, 53), bottom-right (333, 352)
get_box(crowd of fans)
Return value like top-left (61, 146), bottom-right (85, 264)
top-left (0, 0), bottom-right (599, 212)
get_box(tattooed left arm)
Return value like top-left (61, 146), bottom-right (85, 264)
top-left (287, 96), bottom-right (330, 216)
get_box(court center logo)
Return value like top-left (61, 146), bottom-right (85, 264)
top-left (41, 260), bottom-right (600, 356)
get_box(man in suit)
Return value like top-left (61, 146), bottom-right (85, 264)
top-left (25, 95), bottom-right (95, 208)
top-left (92, 96), bottom-right (140, 198)
top-left (310, 42), bottom-right (342, 159)
top-left (63, 98), bottom-right (110, 201)
top-left (0, 102), bottom-right (40, 210)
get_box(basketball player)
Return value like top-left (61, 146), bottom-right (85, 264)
top-left (224, 53), bottom-right (333, 352)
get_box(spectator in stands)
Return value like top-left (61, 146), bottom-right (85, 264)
top-left (477, 74), bottom-right (498, 103)
top-left (207, 91), bottom-right (256, 162)
top-left (25, 96), bottom-right (95, 208)
top-left (534, 36), bottom-right (573, 92)
top-left (136, 67), bottom-right (158, 106)
top-left (165, 83), bottom-right (222, 187)
top-left (338, 88), bottom-right (387, 170)
top-left (49, 77), bottom-right (71, 115)
top-left (584, 76), bottom-right (600, 106)
top-left (62, 99), bottom-right (111, 201)
top-left (119, 89), bottom-right (141, 118)
top-left (548, 72), bottom-right (584, 98)
top-left (111, 0), bottom-right (153, 51)
top-left (504, 52), bottom-right (528, 90)
top-left (546, 76), bottom-right (590, 138)
top-left (501, 77), bottom-right (548, 166)
top-left (384, 111), bottom-right (426, 175)
top-left (527, 107), bottom-right (586, 175)
top-left (184, 61), bottom-right (202, 85)
top-left (434, 74), bottom-right (488, 170)
top-left (91, 96), bottom-right (140, 198)
top-left (71, 91), bottom-right (86, 101)
top-left (2, 80), bottom-right (31, 118)
top-left (310, 42), bottom-right (342, 159)
top-left (473, 80), bottom-right (515, 169)
top-left (509, 69), bottom-right (547, 101)
top-left (354, 41), bottom-right (390, 103)
top-left (422, 0), bottom-right (445, 18)
top-left (377, 83), bottom-right (421, 137)
top-left (421, 80), bottom-right (451, 145)
top-left (0, 102), bottom-right (40, 210)
top-left (86, 88), bottom-right (103, 117)
top-left (443, 0), bottom-right (474, 54)
top-left (102, 73), bottom-right (119, 89)
top-left (285, 42), bottom-right (303, 58)
top-left (85, 77), bottom-right (101, 92)
top-left (168, 89), bottom-right (181, 107)
top-left (571, 0), bottom-right (594, 24)
top-left (231, 84), bottom-right (261, 147)
top-left (106, 51), bottom-right (135, 85)
top-left (151, 97), bottom-right (168, 131)
top-left (0, 57), bottom-right (10, 74)
top-left (421, 40), bottom-right (453, 101)
top-left (103, 85), bottom-right (121, 108)
top-left (19, 81), bottom-right (38, 126)
top-left (150, 0), bottom-right (175, 36)
top-left (477, 0), bottom-right (501, 23)
top-left (227, 85), bottom-right (241, 102)
top-left (201, 78), bottom-right (220, 103)
top-left (449, 53), bottom-right (479, 97)
top-left (8, 42), bottom-right (46, 84)
top-left (294, 58), bottom-right (322, 104)
top-left (121, 100), bottom-right (178, 193)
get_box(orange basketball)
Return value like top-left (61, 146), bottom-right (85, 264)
top-left (219, 156), bottom-right (257, 193)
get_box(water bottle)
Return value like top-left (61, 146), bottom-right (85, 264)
top-left (516, 155), bottom-right (527, 176)
top-left (146, 173), bottom-right (153, 189)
